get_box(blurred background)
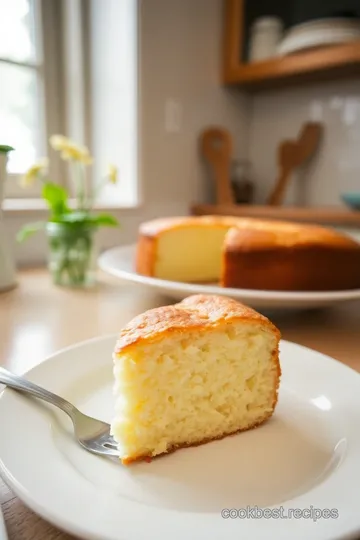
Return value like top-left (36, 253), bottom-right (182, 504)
top-left (1, 0), bottom-right (360, 267)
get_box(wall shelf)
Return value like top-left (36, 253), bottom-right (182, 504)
top-left (191, 203), bottom-right (360, 227)
top-left (223, 0), bottom-right (360, 90)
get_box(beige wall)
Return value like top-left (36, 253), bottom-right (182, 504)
top-left (139, 0), bottom-right (249, 208)
top-left (5, 0), bottom-right (249, 266)
top-left (249, 78), bottom-right (360, 207)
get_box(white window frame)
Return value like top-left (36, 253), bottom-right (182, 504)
top-left (3, 0), bottom-right (66, 199)
top-left (3, 0), bottom-right (140, 211)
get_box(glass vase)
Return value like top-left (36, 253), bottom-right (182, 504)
top-left (46, 222), bottom-right (97, 287)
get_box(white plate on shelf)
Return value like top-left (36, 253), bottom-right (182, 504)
top-left (98, 244), bottom-right (360, 309)
top-left (277, 18), bottom-right (360, 57)
top-left (1, 335), bottom-right (360, 540)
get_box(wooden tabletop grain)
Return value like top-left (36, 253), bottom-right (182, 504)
top-left (0, 269), bottom-right (360, 539)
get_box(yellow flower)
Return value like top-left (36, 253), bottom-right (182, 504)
top-left (49, 134), bottom-right (93, 165)
top-left (21, 158), bottom-right (48, 187)
top-left (49, 134), bottom-right (69, 151)
top-left (60, 146), bottom-right (93, 165)
top-left (107, 164), bottom-right (118, 184)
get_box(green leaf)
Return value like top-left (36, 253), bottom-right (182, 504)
top-left (89, 213), bottom-right (119, 227)
top-left (0, 145), bottom-right (14, 153)
top-left (55, 211), bottom-right (89, 224)
top-left (42, 182), bottom-right (69, 216)
top-left (52, 212), bottom-right (119, 228)
top-left (16, 221), bottom-right (46, 243)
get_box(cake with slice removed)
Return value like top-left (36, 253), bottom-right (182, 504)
top-left (111, 294), bottom-right (281, 465)
top-left (135, 215), bottom-right (360, 291)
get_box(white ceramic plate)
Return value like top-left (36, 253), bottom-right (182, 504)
top-left (1, 335), bottom-right (360, 540)
top-left (98, 244), bottom-right (360, 309)
top-left (0, 506), bottom-right (7, 540)
top-left (277, 18), bottom-right (360, 56)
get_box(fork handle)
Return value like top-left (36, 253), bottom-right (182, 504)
top-left (0, 366), bottom-right (77, 419)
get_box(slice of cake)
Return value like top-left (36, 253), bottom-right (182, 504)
top-left (135, 215), bottom-right (242, 283)
top-left (111, 294), bottom-right (281, 465)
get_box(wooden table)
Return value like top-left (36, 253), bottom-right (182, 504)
top-left (0, 269), bottom-right (359, 539)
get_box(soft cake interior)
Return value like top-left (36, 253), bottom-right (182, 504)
top-left (111, 321), bottom-right (278, 462)
top-left (154, 225), bottom-right (231, 282)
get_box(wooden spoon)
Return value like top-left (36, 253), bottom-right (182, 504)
top-left (268, 140), bottom-right (301, 206)
top-left (296, 122), bottom-right (323, 163)
top-left (268, 122), bottom-right (322, 206)
top-left (200, 127), bottom-right (234, 205)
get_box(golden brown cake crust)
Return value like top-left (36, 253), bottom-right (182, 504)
top-left (137, 215), bottom-right (242, 237)
top-left (223, 227), bottom-right (360, 291)
top-left (114, 293), bottom-right (281, 354)
top-left (224, 220), bottom-right (360, 249)
top-left (137, 214), bottom-right (360, 247)
top-left (135, 234), bottom-right (156, 276)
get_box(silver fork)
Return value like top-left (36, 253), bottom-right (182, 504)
top-left (0, 367), bottom-right (120, 458)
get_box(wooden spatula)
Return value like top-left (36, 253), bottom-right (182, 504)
top-left (268, 140), bottom-right (302, 207)
top-left (267, 122), bottom-right (323, 206)
top-left (200, 127), bottom-right (234, 205)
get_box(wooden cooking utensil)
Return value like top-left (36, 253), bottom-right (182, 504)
top-left (267, 122), bottom-right (323, 206)
top-left (268, 140), bottom-right (301, 207)
top-left (200, 127), bottom-right (234, 205)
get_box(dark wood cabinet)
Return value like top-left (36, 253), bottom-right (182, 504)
top-left (222, 0), bottom-right (360, 89)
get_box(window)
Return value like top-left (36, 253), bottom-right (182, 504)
top-left (87, 0), bottom-right (139, 208)
top-left (0, 0), bottom-right (64, 198)
top-left (1, 0), bottom-right (139, 208)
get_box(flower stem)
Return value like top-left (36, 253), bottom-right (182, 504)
top-left (48, 226), bottom-right (94, 287)
top-left (90, 176), bottom-right (108, 207)
top-left (69, 160), bottom-right (85, 210)
top-left (77, 161), bottom-right (86, 210)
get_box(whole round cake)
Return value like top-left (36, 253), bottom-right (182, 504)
top-left (135, 215), bottom-right (360, 291)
